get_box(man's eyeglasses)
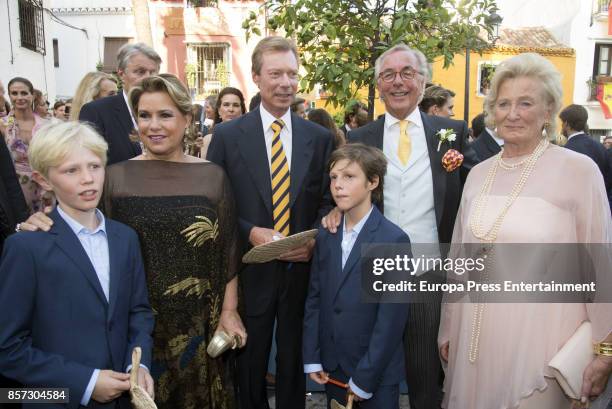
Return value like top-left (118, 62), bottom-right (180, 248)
top-left (378, 67), bottom-right (422, 83)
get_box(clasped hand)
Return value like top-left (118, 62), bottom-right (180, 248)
top-left (92, 367), bottom-right (154, 403)
top-left (248, 226), bottom-right (314, 262)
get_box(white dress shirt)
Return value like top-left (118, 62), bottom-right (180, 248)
top-left (57, 206), bottom-right (109, 406)
top-left (122, 90), bottom-right (138, 129)
top-left (567, 131), bottom-right (582, 141)
top-left (382, 110), bottom-right (440, 266)
top-left (259, 104), bottom-right (293, 171)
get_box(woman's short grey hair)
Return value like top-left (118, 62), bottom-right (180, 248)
top-left (484, 53), bottom-right (563, 135)
top-left (374, 44), bottom-right (431, 82)
top-left (117, 42), bottom-right (162, 71)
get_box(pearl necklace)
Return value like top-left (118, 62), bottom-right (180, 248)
top-left (467, 138), bottom-right (549, 363)
top-left (470, 139), bottom-right (549, 242)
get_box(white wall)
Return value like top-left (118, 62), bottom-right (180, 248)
top-left (0, 0), bottom-right (56, 102)
top-left (49, 0), bottom-right (135, 99)
top-left (496, 0), bottom-right (611, 133)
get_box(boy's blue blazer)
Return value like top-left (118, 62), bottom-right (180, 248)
top-left (0, 208), bottom-right (154, 408)
top-left (303, 205), bottom-right (410, 393)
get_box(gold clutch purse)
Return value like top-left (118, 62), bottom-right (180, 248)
top-left (206, 331), bottom-right (242, 358)
top-left (548, 321), bottom-right (593, 400)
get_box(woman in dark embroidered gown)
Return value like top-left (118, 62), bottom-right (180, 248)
top-left (103, 74), bottom-right (246, 409)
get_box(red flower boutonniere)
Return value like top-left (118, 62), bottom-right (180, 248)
top-left (441, 149), bottom-right (464, 172)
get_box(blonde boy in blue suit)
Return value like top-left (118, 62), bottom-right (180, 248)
top-left (303, 143), bottom-right (410, 408)
top-left (0, 121), bottom-right (154, 409)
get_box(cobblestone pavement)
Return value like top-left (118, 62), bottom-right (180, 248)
top-left (268, 393), bottom-right (411, 408)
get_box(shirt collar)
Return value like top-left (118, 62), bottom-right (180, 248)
top-left (344, 123), bottom-right (352, 132)
top-left (343, 205), bottom-right (374, 235)
top-left (123, 90), bottom-right (137, 127)
top-left (486, 127), bottom-right (504, 146)
top-left (567, 132), bottom-right (582, 140)
top-left (57, 206), bottom-right (106, 235)
top-left (384, 108), bottom-right (423, 131)
top-left (259, 104), bottom-right (292, 135)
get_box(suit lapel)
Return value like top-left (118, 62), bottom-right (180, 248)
top-left (421, 113), bottom-right (446, 227)
top-left (363, 117), bottom-right (385, 150)
top-left (289, 114), bottom-right (314, 209)
top-left (238, 109), bottom-right (273, 216)
top-left (106, 222), bottom-right (121, 322)
top-left (50, 210), bottom-right (108, 307)
top-left (115, 94), bottom-right (137, 152)
top-left (333, 207), bottom-right (381, 301)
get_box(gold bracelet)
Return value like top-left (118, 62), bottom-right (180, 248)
top-left (593, 342), bottom-right (612, 356)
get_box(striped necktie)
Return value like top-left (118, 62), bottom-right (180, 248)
top-left (398, 119), bottom-right (412, 165)
top-left (270, 119), bottom-right (290, 236)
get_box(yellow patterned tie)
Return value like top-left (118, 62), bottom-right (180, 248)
top-left (398, 119), bottom-right (412, 166)
top-left (270, 119), bottom-right (290, 236)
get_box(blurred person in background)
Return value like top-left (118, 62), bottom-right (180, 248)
top-left (249, 92), bottom-right (261, 112)
top-left (307, 108), bottom-right (345, 148)
top-left (32, 90), bottom-right (49, 118)
top-left (53, 100), bottom-right (67, 121)
top-left (204, 94), bottom-right (217, 129)
top-left (340, 101), bottom-right (368, 137)
top-left (195, 86), bottom-right (246, 159)
top-left (70, 71), bottom-right (118, 121)
top-left (419, 84), bottom-right (456, 118)
top-left (0, 81), bottom-right (9, 118)
top-left (290, 96), bottom-right (306, 118)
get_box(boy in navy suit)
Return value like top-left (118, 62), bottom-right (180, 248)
top-left (0, 121), bottom-right (154, 409)
top-left (303, 143), bottom-right (410, 408)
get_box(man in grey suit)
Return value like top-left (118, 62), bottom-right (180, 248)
top-left (324, 44), bottom-right (468, 409)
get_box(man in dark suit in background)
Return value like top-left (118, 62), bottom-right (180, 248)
top-left (207, 36), bottom-right (334, 409)
top-left (560, 104), bottom-right (610, 195)
top-left (461, 113), bottom-right (502, 182)
top-left (330, 43), bottom-right (467, 409)
top-left (79, 43), bottom-right (161, 165)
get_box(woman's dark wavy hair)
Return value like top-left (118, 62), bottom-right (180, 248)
top-left (213, 87), bottom-right (246, 125)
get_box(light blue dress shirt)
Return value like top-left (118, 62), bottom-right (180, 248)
top-left (304, 206), bottom-right (374, 400)
top-left (56, 206), bottom-right (109, 406)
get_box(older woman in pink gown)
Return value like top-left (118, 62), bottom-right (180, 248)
top-left (438, 53), bottom-right (611, 409)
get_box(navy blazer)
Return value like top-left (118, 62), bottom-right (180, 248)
top-left (303, 206), bottom-right (410, 393)
top-left (0, 209), bottom-right (154, 409)
top-left (565, 133), bottom-right (610, 193)
top-left (348, 113), bottom-right (468, 245)
top-left (79, 94), bottom-right (142, 165)
top-left (207, 108), bottom-right (334, 315)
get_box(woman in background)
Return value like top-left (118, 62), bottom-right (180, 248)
top-left (307, 108), bottom-right (346, 148)
top-left (419, 85), bottom-right (456, 118)
top-left (70, 71), bottom-right (118, 120)
top-left (197, 87), bottom-right (246, 159)
top-left (32, 90), bottom-right (49, 118)
top-left (1, 77), bottom-right (51, 214)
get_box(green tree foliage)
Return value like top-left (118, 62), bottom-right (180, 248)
top-left (243, 0), bottom-right (499, 118)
